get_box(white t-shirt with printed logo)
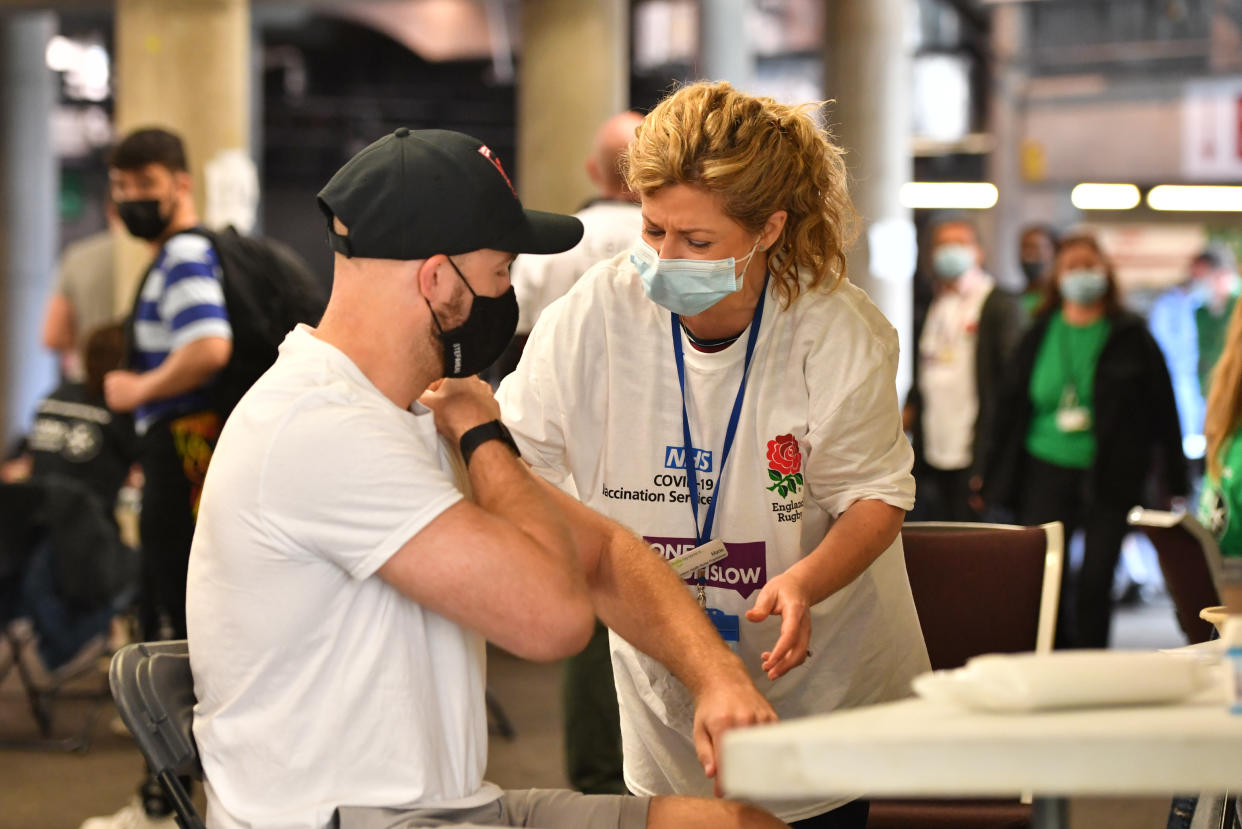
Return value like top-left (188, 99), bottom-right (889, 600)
top-left (496, 252), bottom-right (929, 821)
top-left (187, 326), bottom-right (499, 829)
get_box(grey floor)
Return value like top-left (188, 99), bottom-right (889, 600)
top-left (0, 595), bottom-right (1196, 829)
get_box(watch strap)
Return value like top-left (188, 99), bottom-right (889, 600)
top-left (459, 419), bottom-right (519, 467)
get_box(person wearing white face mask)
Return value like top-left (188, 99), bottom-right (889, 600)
top-left (904, 218), bottom-right (1023, 522)
top-left (983, 233), bottom-right (1188, 649)
top-left (497, 81), bottom-right (929, 828)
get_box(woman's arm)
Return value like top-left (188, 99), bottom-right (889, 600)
top-left (744, 498), bottom-right (905, 679)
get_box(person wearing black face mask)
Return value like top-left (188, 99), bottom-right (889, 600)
top-left (83, 129), bottom-right (233, 829)
top-left (426, 256), bottom-right (520, 379)
top-left (115, 195), bottom-right (174, 241)
top-left (182, 128), bottom-right (786, 829)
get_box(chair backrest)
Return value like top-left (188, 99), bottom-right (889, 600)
top-left (109, 640), bottom-right (204, 829)
top-left (1128, 507), bottom-right (1222, 644)
top-left (901, 521), bottom-right (1064, 671)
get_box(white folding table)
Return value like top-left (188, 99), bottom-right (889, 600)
top-left (720, 697), bottom-right (1242, 829)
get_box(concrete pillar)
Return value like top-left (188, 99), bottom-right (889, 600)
top-left (518, 0), bottom-right (627, 214)
top-left (984, 3), bottom-right (1026, 291)
top-left (112, 0), bottom-right (251, 313)
top-left (249, 16), bottom-right (265, 235)
top-left (824, 0), bottom-right (915, 398)
top-left (699, 0), bottom-right (754, 90)
top-left (0, 12), bottom-right (59, 445)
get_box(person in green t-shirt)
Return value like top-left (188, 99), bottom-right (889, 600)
top-left (1191, 245), bottom-right (1241, 399)
top-left (1199, 295), bottom-right (1242, 557)
top-left (983, 233), bottom-right (1188, 649)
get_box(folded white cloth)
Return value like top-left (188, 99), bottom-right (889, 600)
top-left (912, 650), bottom-right (1217, 712)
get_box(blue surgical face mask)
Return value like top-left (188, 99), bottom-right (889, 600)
top-left (1059, 268), bottom-right (1109, 305)
top-left (1189, 278), bottom-right (1213, 306)
top-left (932, 244), bottom-right (976, 281)
top-left (630, 236), bottom-right (761, 316)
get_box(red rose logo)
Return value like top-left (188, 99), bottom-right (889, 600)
top-left (765, 434), bottom-right (803, 499)
top-left (767, 435), bottom-right (801, 475)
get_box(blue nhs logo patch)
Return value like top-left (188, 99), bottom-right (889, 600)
top-left (664, 446), bottom-right (713, 473)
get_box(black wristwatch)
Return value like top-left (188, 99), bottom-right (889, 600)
top-left (459, 419), bottom-right (520, 467)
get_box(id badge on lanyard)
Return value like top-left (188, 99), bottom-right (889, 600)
top-left (670, 274), bottom-right (769, 639)
top-left (1054, 323), bottom-right (1092, 434)
top-left (1056, 385), bottom-right (1091, 433)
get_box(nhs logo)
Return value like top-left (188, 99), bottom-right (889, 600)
top-left (664, 446), bottom-right (713, 473)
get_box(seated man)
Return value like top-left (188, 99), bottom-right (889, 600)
top-left (1, 323), bottom-right (138, 687)
top-left (186, 129), bottom-right (785, 829)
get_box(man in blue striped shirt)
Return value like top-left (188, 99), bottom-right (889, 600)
top-left (104, 126), bottom-right (231, 633)
top-left (94, 128), bottom-right (232, 828)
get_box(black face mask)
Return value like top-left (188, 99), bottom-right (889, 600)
top-left (428, 257), bottom-right (519, 378)
top-left (116, 198), bottom-right (172, 241)
top-left (1020, 260), bottom-right (1046, 287)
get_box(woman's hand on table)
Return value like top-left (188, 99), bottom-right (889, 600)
top-left (745, 571), bottom-right (813, 680)
top-left (691, 675), bottom-right (778, 796)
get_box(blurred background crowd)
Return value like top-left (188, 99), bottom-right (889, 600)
top-left (1, 1), bottom-right (1241, 826)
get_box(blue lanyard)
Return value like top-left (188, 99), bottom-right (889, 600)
top-left (670, 274), bottom-right (769, 546)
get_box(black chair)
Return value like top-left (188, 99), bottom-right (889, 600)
top-left (867, 520), bottom-right (1065, 829)
top-left (109, 640), bottom-right (204, 829)
top-left (0, 622), bottom-right (111, 752)
top-left (1127, 507), bottom-right (1223, 645)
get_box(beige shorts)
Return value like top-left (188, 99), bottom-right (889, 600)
top-left (335, 789), bottom-right (651, 829)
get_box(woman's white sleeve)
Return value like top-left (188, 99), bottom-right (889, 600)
top-left (495, 336), bottom-right (573, 489)
top-left (804, 349), bottom-right (916, 519)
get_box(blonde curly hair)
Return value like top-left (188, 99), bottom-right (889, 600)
top-left (1206, 297), bottom-right (1242, 479)
top-left (624, 81), bottom-right (857, 306)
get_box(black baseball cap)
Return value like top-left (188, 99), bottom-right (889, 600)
top-left (317, 128), bottom-right (583, 260)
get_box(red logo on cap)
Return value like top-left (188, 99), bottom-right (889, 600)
top-left (478, 145), bottom-right (517, 199)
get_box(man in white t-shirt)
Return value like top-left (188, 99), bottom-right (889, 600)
top-left (185, 128), bottom-right (784, 829)
top-left (905, 218), bottom-right (1022, 521)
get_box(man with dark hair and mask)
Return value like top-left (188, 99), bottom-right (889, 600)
top-left (83, 127), bottom-right (232, 829)
top-left (103, 127), bottom-right (230, 643)
top-left (184, 129), bottom-right (784, 829)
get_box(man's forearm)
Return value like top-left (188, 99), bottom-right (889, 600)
top-left (42, 293), bottom-right (75, 352)
top-left (589, 525), bottom-right (752, 695)
top-left (141, 336), bottom-right (231, 403)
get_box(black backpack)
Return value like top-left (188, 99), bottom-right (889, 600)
top-left (127, 226), bottom-right (329, 419)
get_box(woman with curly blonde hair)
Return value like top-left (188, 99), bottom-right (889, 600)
top-left (499, 81), bottom-right (929, 828)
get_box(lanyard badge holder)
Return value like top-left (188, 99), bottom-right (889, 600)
top-left (1055, 385), bottom-right (1091, 433)
top-left (1054, 324), bottom-right (1091, 433)
top-left (670, 274), bottom-right (768, 645)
